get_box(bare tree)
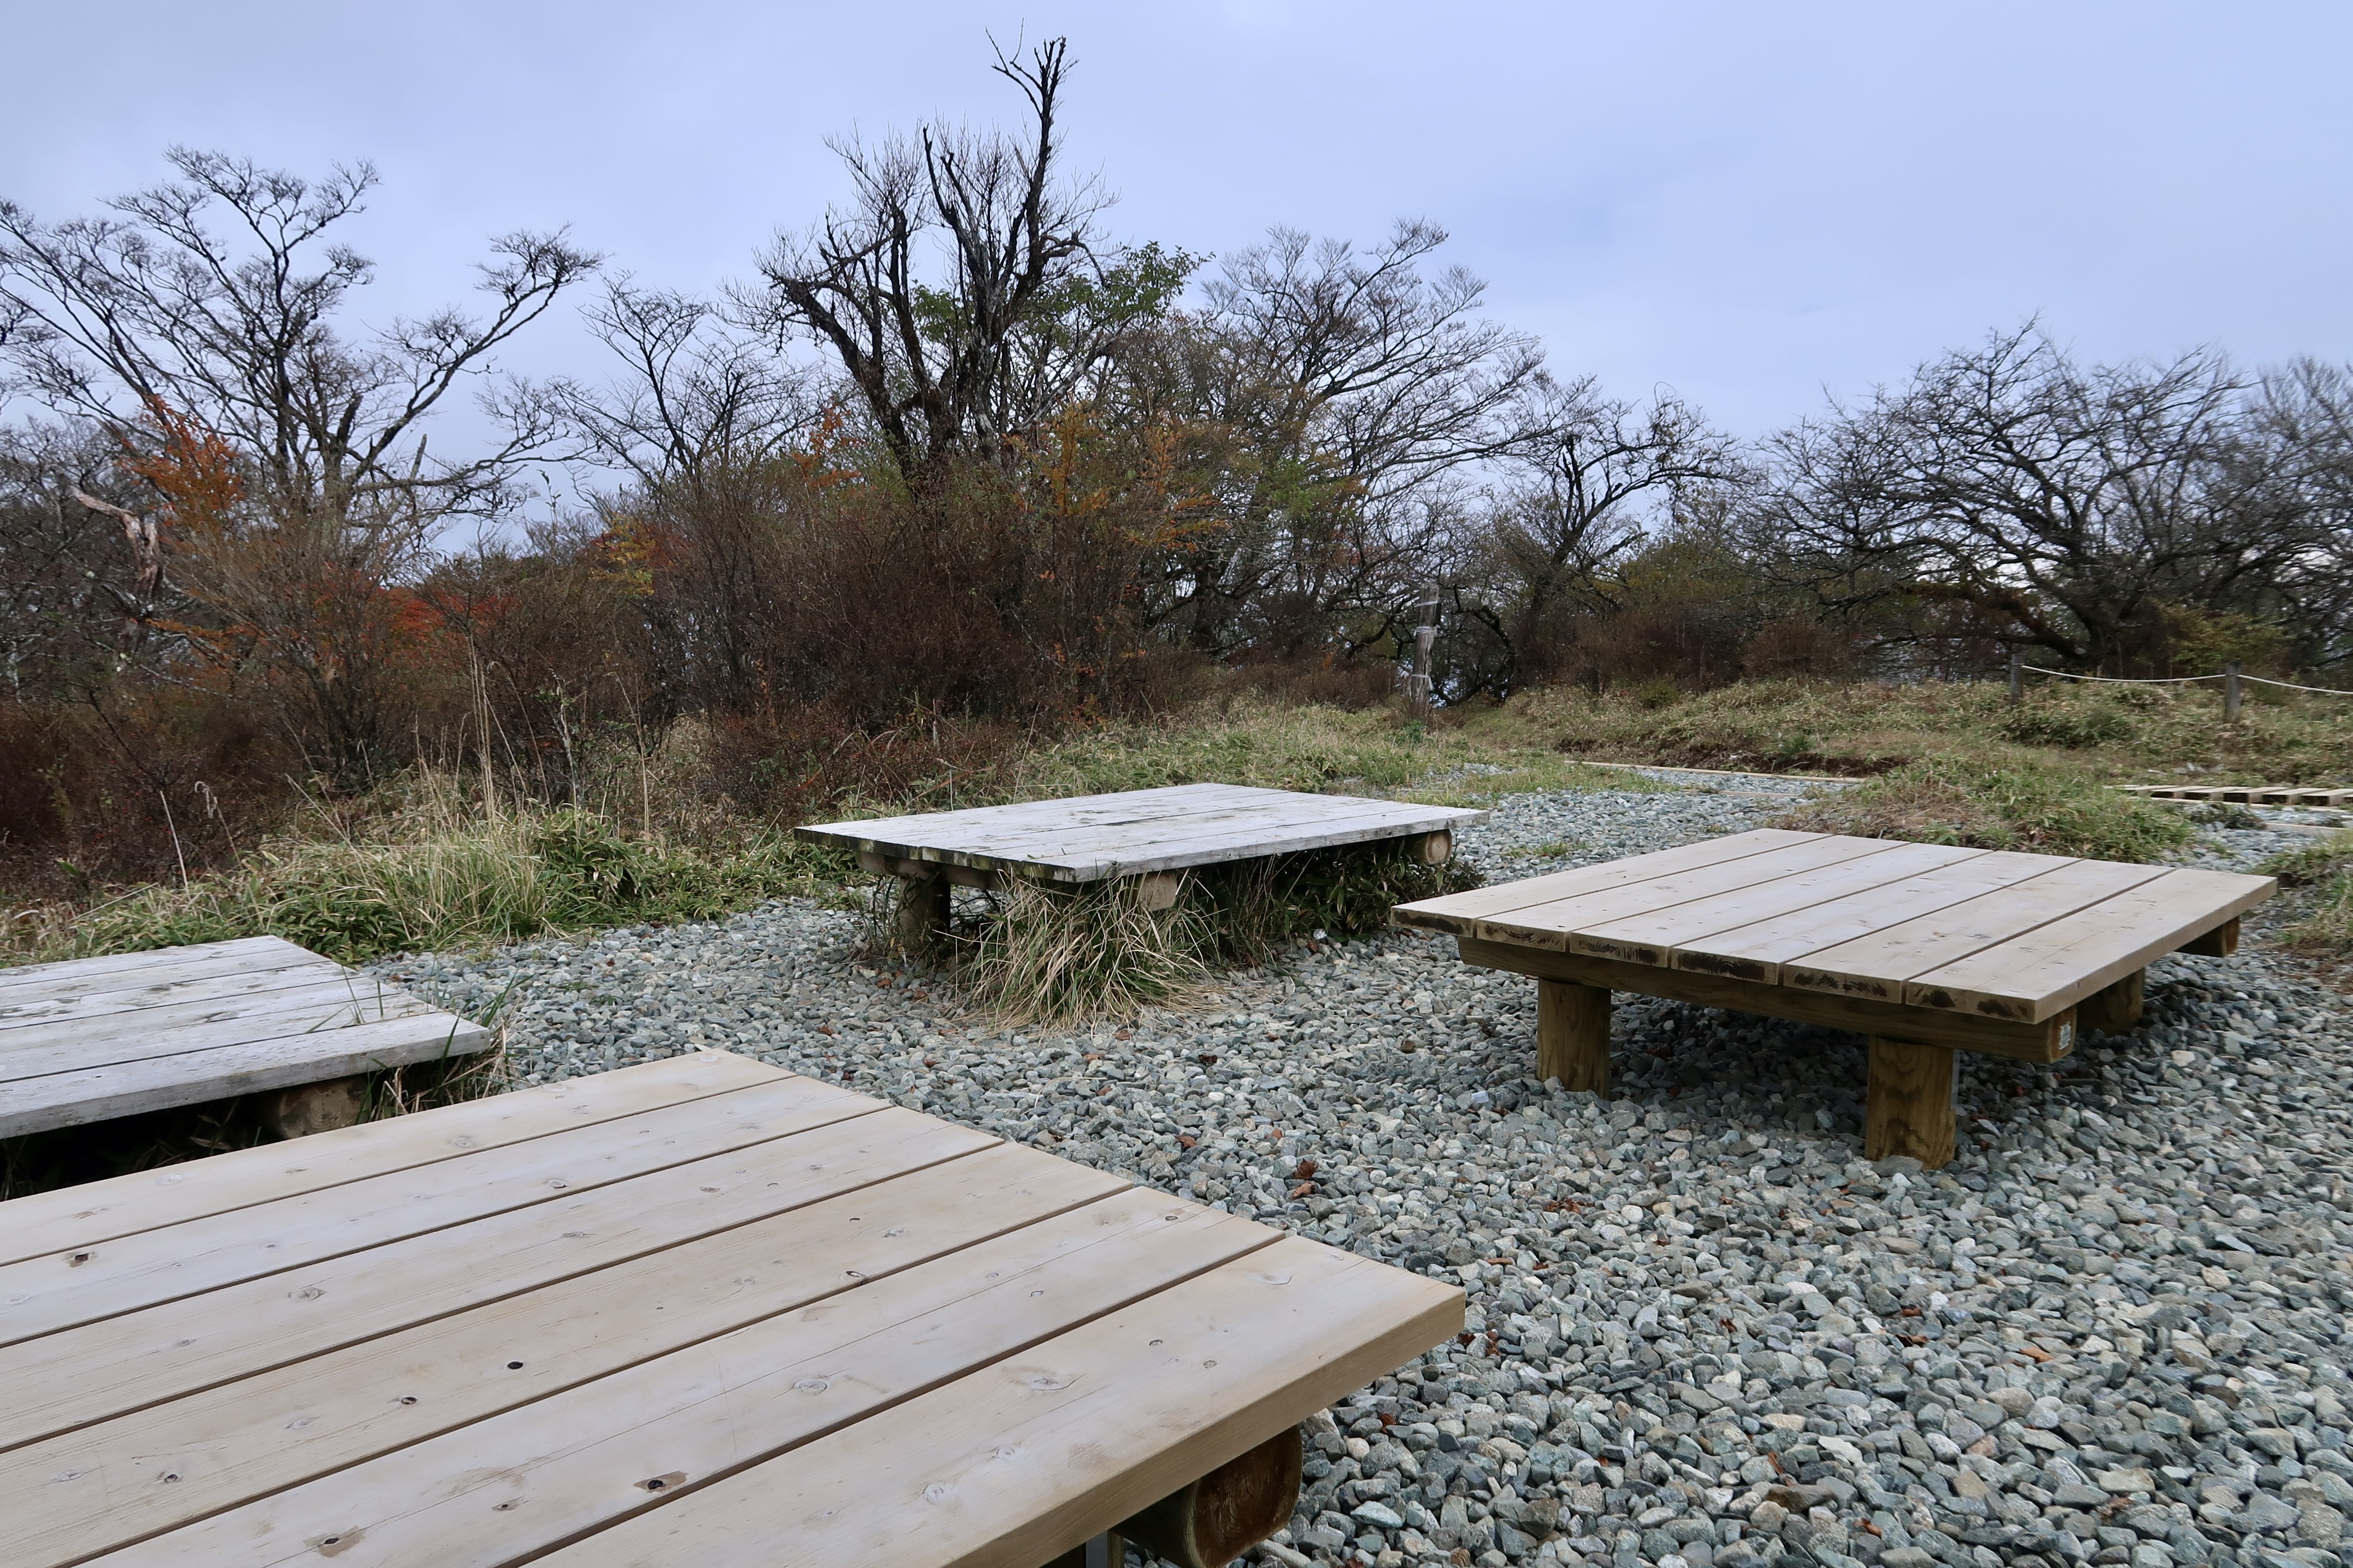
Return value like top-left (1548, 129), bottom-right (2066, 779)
top-left (0, 149), bottom-right (599, 778)
top-left (2242, 358), bottom-right (2353, 671)
top-left (1121, 221), bottom-right (1558, 660)
top-left (744, 38), bottom-right (1187, 480)
top-left (0, 148), bottom-right (598, 530)
top-left (1748, 327), bottom-right (2312, 671)
top-left (1442, 381), bottom-right (1747, 695)
top-left (551, 276), bottom-right (817, 497)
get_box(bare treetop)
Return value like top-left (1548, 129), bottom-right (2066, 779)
top-left (0, 147), bottom-right (600, 528)
top-left (744, 38), bottom-right (1180, 479)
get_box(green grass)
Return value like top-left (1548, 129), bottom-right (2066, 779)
top-left (1771, 755), bottom-right (2197, 861)
top-left (1000, 699), bottom-right (1654, 807)
top-left (1497, 676), bottom-right (2353, 785)
top-left (2258, 836), bottom-right (2353, 957)
top-left (4, 800), bottom-right (853, 969)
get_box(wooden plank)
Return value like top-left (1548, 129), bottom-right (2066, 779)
top-left (0, 936), bottom-right (301, 993)
top-left (0, 1108), bottom-right (999, 1451)
top-left (943, 792), bottom-right (1476, 860)
top-left (799, 784), bottom-right (1239, 847)
top-left (0, 1074), bottom-right (880, 1346)
top-left (0, 1053), bottom-right (782, 1267)
top-left (1570, 841), bottom-right (1983, 967)
top-left (3, 1144), bottom-right (1135, 1568)
top-left (1457, 938), bottom-right (2074, 1063)
top-left (1474, 836), bottom-right (1903, 952)
top-left (0, 1012), bottom-right (493, 1140)
top-left (1671, 850), bottom-right (2067, 983)
top-left (889, 802), bottom-right (1484, 883)
top-left (1009, 806), bottom-right (1484, 883)
top-left (532, 1236), bottom-right (1461, 1568)
top-left (803, 785), bottom-right (1484, 883)
top-left (0, 950), bottom-right (350, 1030)
top-left (1906, 867), bottom-right (2276, 1021)
top-left (80, 1187), bottom-right (1277, 1568)
top-left (0, 979), bottom-right (446, 1079)
top-left (1394, 829), bottom-right (1824, 935)
top-left (0, 973), bottom-right (445, 1067)
top-left (1866, 1038), bottom-right (1956, 1167)
top-left (799, 785), bottom-right (1355, 856)
top-left (1779, 859), bottom-right (2171, 1003)
top-left (1537, 980), bottom-right (1609, 1093)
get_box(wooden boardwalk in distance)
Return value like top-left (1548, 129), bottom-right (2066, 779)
top-left (0, 1053), bottom-right (1460, 1568)
top-left (0, 935), bottom-right (488, 1139)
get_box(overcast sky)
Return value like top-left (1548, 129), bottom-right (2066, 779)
top-left (5, 1), bottom-right (2348, 466)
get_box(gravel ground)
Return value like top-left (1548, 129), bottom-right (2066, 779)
top-left (374, 784), bottom-right (2353, 1568)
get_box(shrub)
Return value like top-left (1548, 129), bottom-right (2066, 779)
top-left (1773, 756), bottom-right (2195, 861)
top-left (2000, 689), bottom-right (2138, 748)
top-left (2259, 837), bottom-right (2353, 958)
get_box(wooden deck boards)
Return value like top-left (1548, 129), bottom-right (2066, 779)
top-left (1404, 829), bottom-right (2274, 1167)
top-left (798, 782), bottom-right (1487, 883)
top-left (0, 936), bottom-right (491, 1139)
top-left (0, 1056), bottom-right (1461, 1568)
top-left (1399, 829), bottom-right (2272, 1025)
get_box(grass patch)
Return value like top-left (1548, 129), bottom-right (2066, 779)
top-left (963, 840), bottom-right (1480, 1024)
top-left (1002, 699), bottom-right (1651, 807)
top-left (2259, 836), bottom-right (2353, 958)
top-left (966, 876), bottom-right (1215, 1026)
top-left (4, 797), bottom-right (852, 968)
top-left (1502, 677), bottom-right (2353, 784)
top-left (1771, 756), bottom-right (2197, 861)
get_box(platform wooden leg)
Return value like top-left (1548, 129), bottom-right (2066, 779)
top-left (2079, 968), bottom-right (2147, 1035)
top-left (893, 874), bottom-right (951, 949)
top-left (1866, 1036), bottom-right (1956, 1168)
top-left (1537, 978), bottom-right (1610, 1094)
top-left (1041, 1532), bottom-right (1120, 1568)
top-left (2177, 916), bottom-right (2239, 957)
top-left (263, 1075), bottom-right (366, 1140)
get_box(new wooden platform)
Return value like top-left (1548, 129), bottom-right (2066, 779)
top-left (1397, 829), bottom-right (2273, 1167)
top-left (0, 936), bottom-right (489, 1140)
top-left (799, 783), bottom-right (1487, 942)
top-left (0, 1052), bottom-right (1461, 1568)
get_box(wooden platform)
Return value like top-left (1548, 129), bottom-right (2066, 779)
top-left (1397, 829), bottom-right (2273, 1167)
top-left (0, 1052), bottom-right (1461, 1568)
top-left (799, 782), bottom-right (1485, 885)
top-left (2119, 782), bottom-right (2353, 806)
top-left (0, 936), bottom-right (489, 1139)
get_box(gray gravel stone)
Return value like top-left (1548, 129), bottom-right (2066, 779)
top-left (369, 784), bottom-right (2353, 1568)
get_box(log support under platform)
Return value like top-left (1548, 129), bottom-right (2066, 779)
top-left (263, 1074), bottom-right (367, 1140)
top-left (892, 873), bottom-right (952, 950)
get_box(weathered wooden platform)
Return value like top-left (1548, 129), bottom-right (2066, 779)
top-left (801, 782), bottom-right (1486, 943)
top-left (800, 782), bottom-right (1486, 885)
top-left (0, 935), bottom-right (489, 1139)
top-left (0, 1052), bottom-right (1461, 1568)
top-left (1398, 829), bottom-right (2273, 1167)
top-left (2118, 782), bottom-right (2353, 806)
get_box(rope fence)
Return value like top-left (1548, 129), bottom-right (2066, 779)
top-left (2013, 658), bottom-right (2353, 701)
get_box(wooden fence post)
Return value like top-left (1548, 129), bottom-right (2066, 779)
top-left (1406, 586), bottom-right (1439, 720)
top-left (2006, 646), bottom-right (2023, 705)
top-left (2225, 661), bottom-right (2243, 722)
